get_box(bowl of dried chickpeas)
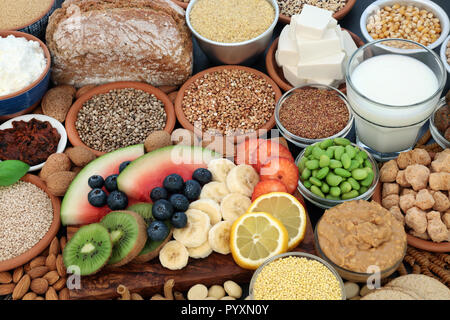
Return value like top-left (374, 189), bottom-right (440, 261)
top-left (360, 0), bottom-right (449, 51)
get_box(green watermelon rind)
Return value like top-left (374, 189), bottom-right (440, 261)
top-left (60, 144), bottom-right (145, 226)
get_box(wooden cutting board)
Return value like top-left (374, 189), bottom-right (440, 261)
top-left (66, 192), bottom-right (315, 300)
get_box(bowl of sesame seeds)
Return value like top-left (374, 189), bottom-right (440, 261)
top-left (0, 174), bottom-right (61, 272)
top-left (186, 0), bottom-right (279, 65)
top-left (65, 81), bottom-right (176, 157)
top-left (174, 65), bottom-right (282, 145)
top-left (249, 252), bottom-right (345, 300)
top-left (277, 0), bottom-right (356, 24)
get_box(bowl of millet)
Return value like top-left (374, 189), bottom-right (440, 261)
top-left (65, 81), bottom-right (176, 157)
top-left (0, 174), bottom-right (61, 272)
top-left (174, 65), bottom-right (282, 146)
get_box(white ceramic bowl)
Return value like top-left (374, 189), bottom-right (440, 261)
top-left (0, 114), bottom-right (67, 172)
top-left (440, 34), bottom-right (450, 73)
top-left (360, 0), bottom-right (450, 51)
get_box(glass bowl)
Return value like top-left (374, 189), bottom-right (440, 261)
top-left (249, 252), bottom-right (346, 300)
top-left (314, 216), bottom-right (407, 283)
top-left (429, 97), bottom-right (450, 149)
top-left (295, 142), bottom-right (379, 209)
top-left (275, 84), bottom-right (354, 149)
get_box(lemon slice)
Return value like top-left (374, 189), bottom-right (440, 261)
top-left (230, 212), bottom-right (288, 270)
top-left (247, 192), bottom-right (307, 250)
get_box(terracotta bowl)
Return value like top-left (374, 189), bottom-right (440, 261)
top-left (372, 182), bottom-right (450, 253)
top-left (174, 65), bottom-right (282, 145)
top-left (65, 81), bottom-right (176, 157)
top-left (279, 0), bottom-right (356, 24)
top-left (0, 174), bottom-right (61, 272)
top-left (173, 0), bottom-right (355, 23)
top-left (266, 29), bottom-right (365, 92)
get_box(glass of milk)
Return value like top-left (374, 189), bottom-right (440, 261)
top-left (345, 39), bottom-right (446, 161)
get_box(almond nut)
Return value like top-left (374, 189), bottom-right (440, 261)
top-left (29, 256), bottom-right (46, 269)
top-left (34, 296), bottom-right (45, 300)
top-left (12, 274), bottom-right (30, 300)
top-left (46, 254), bottom-right (57, 271)
top-left (66, 146), bottom-right (96, 167)
top-left (39, 153), bottom-right (72, 182)
top-left (0, 271), bottom-right (12, 284)
top-left (30, 278), bottom-right (48, 295)
top-left (56, 254), bottom-right (66, 277)
top-left (43, 271), bottom-right (60, 285)
top-left (59, 288), bottom-right (70, 300)
top-left (24, 263), bottom-right (32, 273)
top-left (52, 277), bottom-right (67, 291)
top-left (41, 86), bottom-right (73, 122)
top-left (12, 267), bottom-right (24, 283)
top-left (45, 287), bottom-right (59, 300)
top-left (0, 283), bottom-right (15, 295)
top-left (28, 266), bottom-right (49, 279)
top-left (49, 237), bottom-right (60, 256)
top-left (22, 292), bottom-right (38, 300)
top-left (46, 171), bottom-right (76, 197)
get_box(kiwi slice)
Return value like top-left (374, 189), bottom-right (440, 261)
top-left (100, 211), bottom-right (147, 267)
top-left (126, 202), bottom-right (173, 263)
top-left (62, 223), bottom-right (113, 276)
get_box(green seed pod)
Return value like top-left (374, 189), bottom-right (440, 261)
top-left (303, 180), bottom-right (312, 188)
top-left (341, 153), bottom-right (351, 169)
top-left (333, 137), bottom-right (351, 146)
top-left (340, 181), bottom-right (352, 193)
top-left (304, 145), bottom-right (314, 157)
top-left (334, 146), bottom-right (345, 160)
top-left (321, 182), bottom-right (330, 194)
top-left (334, 168), bottom-right (351, 178)
top-left (329, 186), bottom-right (341, 197)
top-left (319, 139), bottom-right (333, 149)
top-left (326, 173), bottom-right (343, 187)
top-left (301, 168), bottom-right (311, 180)
top-left (342, 190), bottom-right (359, 200)
top-left (319, 155), bottom-right (330, 168)
top-left (309, 177), bottom-right (322, 187)
top-left (312, 146), bottom-right (325, 160)
top-left (347, 177), bottom-right (361, 191)
top-left (310, 185), bottom-right (325, 198)
top-left (316, 167), bottom-right (330, 180)
top-left (305, 159), bottom-right (319, 170)
top-left (352, 168), bottom-right (368, 180)
top-left (329, 159), bottom-right (343, 169)
top-left (360, 171), bottom-right (374, 187)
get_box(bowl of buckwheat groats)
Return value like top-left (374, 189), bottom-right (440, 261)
top-left (174, 65), bottom-right (282, 145)
top-left (65, 82), bottom-right (176, 157)
top-left (249, 252), bottom-right (346, 300)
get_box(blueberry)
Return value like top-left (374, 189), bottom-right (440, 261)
top-left (104, 174), bottom-right (119, 192)
top-left (183, 180), bottom-right (202, 201)
top-left (163, 174), bottom-right (184, 193)
top-left (88, 188), bottom-right (107, 207)
top-left (192, 168), bottom-right (212, 186)
top-left (88, 175), bottom-right (104, 189)
top-left (169, 194), bottom-right (190, 212)
top-left (106, 190), bottom-right (128, 210)
top-left (119, 161), bottom-right (131, 173)
top-left (171, 212), bottom-right (188, 229)
top-left (152, 199), bottom-right (174, 221)
top-left (147, 221), bottom-right (170, 242)
top-left (150, 187), bottom-right (168, 202)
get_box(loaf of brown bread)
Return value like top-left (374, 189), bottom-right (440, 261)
top-left (46, 0), bottom-right (193, 88)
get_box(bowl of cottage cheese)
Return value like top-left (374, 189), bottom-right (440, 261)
top-left (0, 31), bottom-right (51, 119)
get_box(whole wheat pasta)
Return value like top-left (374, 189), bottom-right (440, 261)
top-left (397, 263), bottom-right (408, 276)
top-left (428, 264), bottom-right (450, 285)
top-left (412, 264), bottom-right (422, 274)
top-left (437, 254), bottom-right (450, 265)
top-left (163, 279), bottom-right (175, 300)
top-left (116, 284), bottom-right (131, 300)
top-left (404, 255), bottom-right (416, 267)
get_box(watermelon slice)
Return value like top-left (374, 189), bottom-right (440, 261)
top-left (61, 144), bottom-right (145, 226)
top-left (118, 145), bottom-right (220, 202)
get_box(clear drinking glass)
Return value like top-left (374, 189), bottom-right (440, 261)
top-left (345, 39), bottom-right (447, 161)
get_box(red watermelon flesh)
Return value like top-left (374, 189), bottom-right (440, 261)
top-left (118, 145), bottom-right (220, 203)
top-left (60, 145), bottom-right (145, 226)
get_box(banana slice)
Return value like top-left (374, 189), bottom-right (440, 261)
top-left (189, 199), bottom-right (222, 225)
top-left (208, 158), bottom-right (236, 183)
top-left (159, 240), bottom-right (189, 270)
top-left (220, 193), bottom-right (252, 222)
top-left (226, 164), bottom-right (259, 197)
top-left (208, 221), bottom-right (232, 255)
top-left (173, 209), bottom-right (211, 248)
top-left (199, 181), bottom-right (230, 203)
top-left (188, 240), bottom-right (213, 259)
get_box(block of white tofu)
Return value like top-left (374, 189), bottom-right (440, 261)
top-left (297, 51), bottom-right (345, 80)
top-left (296, 28), bottom-right (342, 63)
top-left (282, 65), bottom-right (307, 87)
top-left (327, 18), bottom-right (338, 29)
top-left (341, 30), bottom-right (358, 59)
top-left (306, 78), bottom-right (335, 86)
top-left (277, 25), bottom-right (298, 66)
top-left (291, 5), bottom-right (333, 40)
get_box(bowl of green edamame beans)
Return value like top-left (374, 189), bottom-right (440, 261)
top-left (296, 137), bottom-right (379, 209)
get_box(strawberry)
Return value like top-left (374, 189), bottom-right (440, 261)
top-left (251, 179), bottom-right (288, 202)
top-left (253, 140), bottom-right (294, 173)
top-left (260, 157), bottom-right (299, 194)
top-left (235, 138), bottom-right (262, 166)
